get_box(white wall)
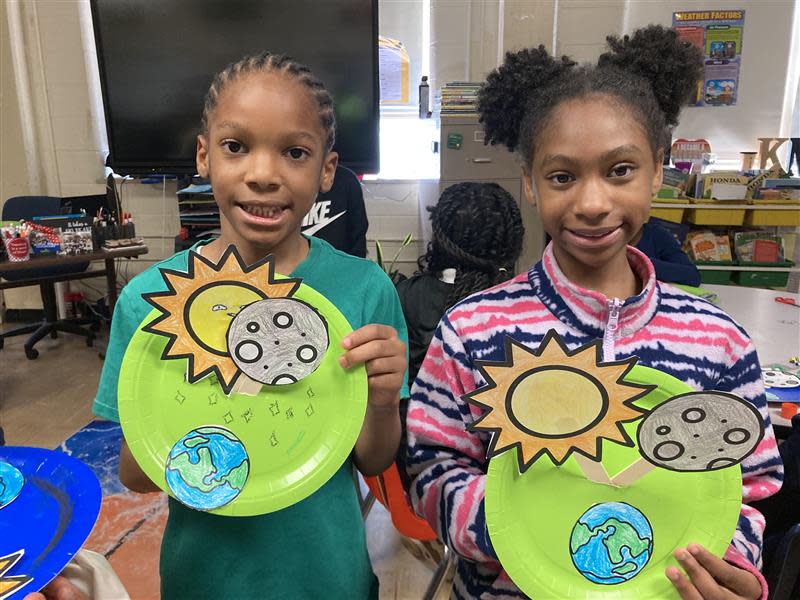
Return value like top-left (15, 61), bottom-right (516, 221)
top-left (624, 0), bottom-right (797, 163)
top-left (2, 1), bottom-right (797, 310)
top-left (431, 0), bottom-right (796, 164)
top-left (1, 2), bottom-right (37, 311)
top-left (1, 0), bottom-right (427, 312)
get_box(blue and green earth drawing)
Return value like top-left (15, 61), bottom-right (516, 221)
top-left (165, 426), bottom-right (249, 511)
top-left (0, 459), bottom-right (25, 509)
top-left (569, 501), bottom-right (653, 585)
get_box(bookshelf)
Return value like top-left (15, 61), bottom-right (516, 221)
top-left (648, 198), bottom-right (800, 286)
top-left (652, 202), bottom-right (800, 211)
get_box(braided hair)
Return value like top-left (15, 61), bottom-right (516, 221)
top-left (419, 182), bottom-right (524, 308)
top-left (477, 25), bottom-right (703, 168)
top-left (201, 52), bottom-right (336, 151)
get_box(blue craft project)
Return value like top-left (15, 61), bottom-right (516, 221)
top-left (0, 447), bottom-right (101, 600)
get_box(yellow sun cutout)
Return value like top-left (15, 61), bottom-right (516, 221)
top-left (143, 245), bottom-right (301, 394)
top-left (0, 550), bottom-right (31, 599)
top-left (465, 331), bottom-right (654, 472)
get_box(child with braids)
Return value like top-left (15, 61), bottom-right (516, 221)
top-left (398, 182), bottom-right (524, 387)
top-left (406, 26), bottom-right (782, 600)
top-left (93, 53), bottom-right (408, 599)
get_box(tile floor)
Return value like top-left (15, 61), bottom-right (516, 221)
top-left (1, 325), bottom-right (451, 599)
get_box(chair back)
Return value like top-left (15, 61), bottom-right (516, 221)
top-left (364, 464), bottom-right (438, 541)
top-left (2, 196), bottom-right (62, 221)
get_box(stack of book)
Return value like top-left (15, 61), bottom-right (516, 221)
top-left (756, 178), bottom-right (800, 201)
top-left (439, 82), bottom-right (481, 115)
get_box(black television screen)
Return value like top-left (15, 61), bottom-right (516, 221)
top-left (91, 0), bottom-right (379, 175)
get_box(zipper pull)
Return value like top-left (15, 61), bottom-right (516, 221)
top-left (602, 298), bottom-right (622, 362)
top-left (606, 298), bottom-right (621, 333)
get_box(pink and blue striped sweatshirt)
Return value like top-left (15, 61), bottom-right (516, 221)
top-left (406, 244), bottom-right (783, 599)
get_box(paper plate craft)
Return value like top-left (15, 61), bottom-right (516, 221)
top-left (0, 447), bottom-right (102, 600)
top-left (469, 330), bottom-right (763, 598)
top-left (762, 366), bottom-right (800, 403)
top-left (119, 245), bottom-right (368, 516)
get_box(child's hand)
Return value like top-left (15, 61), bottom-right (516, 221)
top-left (339, 324), bottom-right (406, 409)
top-left (666, 544), bottom-right (761, 600)
top-left (24, 576), bottom-right (89, 600)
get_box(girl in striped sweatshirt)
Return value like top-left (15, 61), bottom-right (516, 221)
top-left (406, 25), bottom-right (783, 600)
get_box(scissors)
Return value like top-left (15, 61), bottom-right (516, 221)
top-left (775, 297), bottom-right (800, 308)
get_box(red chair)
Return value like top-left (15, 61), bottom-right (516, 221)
top-left (363, 464), bottom-right (454, 599)
top-left (364, 463), bottom-right (438, 540)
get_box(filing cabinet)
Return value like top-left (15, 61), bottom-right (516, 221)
top-left (439, 115), bottom-right (545, 273)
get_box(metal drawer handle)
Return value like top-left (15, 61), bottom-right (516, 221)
top-left (472, 158), bottom-right (492, 164)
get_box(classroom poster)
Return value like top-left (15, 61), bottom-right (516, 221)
top-left (673, 10), bottom-right (745, 107)
top-left (378, 36), bottom-right (409, 104)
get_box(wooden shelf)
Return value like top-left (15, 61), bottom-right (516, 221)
top-left (651, 202), bottom-right (800, 211)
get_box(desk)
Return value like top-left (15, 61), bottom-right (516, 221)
top-left (706, 285), bottom-right (800, 431)
top-left (0, 245), bottom-right (148, 311)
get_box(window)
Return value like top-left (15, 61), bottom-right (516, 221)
top-left (379, 0), bottom-right (430, 113)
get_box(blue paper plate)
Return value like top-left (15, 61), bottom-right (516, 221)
top-left (0, 447), bottom-right (102, 599)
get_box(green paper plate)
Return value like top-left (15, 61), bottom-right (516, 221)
top-left (119, 283), bottom-right (367, 517)
top-left (485, 365), bottom-right (741, 599)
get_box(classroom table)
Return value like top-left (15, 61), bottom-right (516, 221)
top-left (705, 284), bottom-right (800, 431)
top-left (0, 244), bottom-right (148, 311)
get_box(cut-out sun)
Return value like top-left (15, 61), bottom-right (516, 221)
top-left (143, 245), bottom-right (301, 394)
top-left (465, 330), bottom-right (655, 472)
top-left (0, 550), bottom-right (31, 599)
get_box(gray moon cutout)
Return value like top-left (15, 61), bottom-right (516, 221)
top-left (637, 392), bottom-right (764, 472)
top-left (227, 298), bottom-right (328, 385)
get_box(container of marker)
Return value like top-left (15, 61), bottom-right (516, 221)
top-left (3, 232), bottom-right (30, 262)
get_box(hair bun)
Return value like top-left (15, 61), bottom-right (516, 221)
top-left (478, 46), bottom-right (575, 153)
top-left (598, 25), bottom-right (703, 127)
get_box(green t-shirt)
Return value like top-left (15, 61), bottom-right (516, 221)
top-left (93, 236), bottom-right (410, 599)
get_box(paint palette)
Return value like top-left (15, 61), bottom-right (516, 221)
top-left (0, 447), bottom-right (102, 600)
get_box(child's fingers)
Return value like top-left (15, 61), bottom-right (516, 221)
top-left (673, 548), bottom-right (722, 598)
top-left (339, 338), bottom-right (404, 369)
top-left (687, 544), bottom-right (761, 597)
top-left (363, 355), bottom-right (407, 377)
top-left (666, 566), bottom-right (703, 600)
top-left (341, 324), bottom-right (398, 350)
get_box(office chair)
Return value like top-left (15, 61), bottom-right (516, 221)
top-left (0, 196), bottom-right (99, 359)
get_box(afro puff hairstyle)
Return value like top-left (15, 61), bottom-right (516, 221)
top-left (477, 25), bottom-right (703, 169)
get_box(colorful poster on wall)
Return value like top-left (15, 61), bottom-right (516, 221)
top-left (378, 36), bottom-right (410, 104)
top-left (673, 10), bottom-right (745, 107)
